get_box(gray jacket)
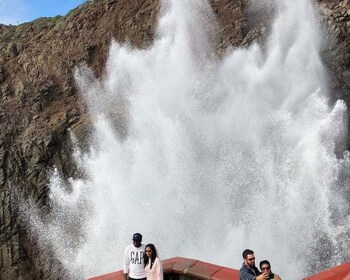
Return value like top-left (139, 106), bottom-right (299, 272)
top-left (239, 263), bottom-right (261, 280)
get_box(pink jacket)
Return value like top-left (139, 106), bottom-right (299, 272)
top-left (145, 257), bottom-right (163, 280)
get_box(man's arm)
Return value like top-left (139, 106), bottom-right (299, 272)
top-left (123, 247), bottom-right (130, 280)
top-left (240, 270), bottom-right (268, 280)
top-left (256, 273), bottom-right (269, 280)
top-left (239, 269), bottom-right (256, 280)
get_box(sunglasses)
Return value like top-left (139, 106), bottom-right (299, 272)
top-left (261, 267), bottom-right (270, 270)
top-left (247, 258), bottom-right (255, 261)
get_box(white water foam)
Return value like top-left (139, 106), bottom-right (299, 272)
top-left (27, 0), bottom-right (350, 279)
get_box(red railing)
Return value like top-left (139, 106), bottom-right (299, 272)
top-left (88, 257), bottom-right (239, 280)
top-left (88, 257), bottom-right (350, 280)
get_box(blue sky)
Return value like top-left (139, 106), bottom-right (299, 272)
top-left (0, 0), bottom-right (86, 25)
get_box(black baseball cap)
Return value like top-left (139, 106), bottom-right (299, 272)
top-left (132, 233), bottom-right (142, 241)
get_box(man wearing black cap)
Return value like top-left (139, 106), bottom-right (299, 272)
top-left (123, 233), bottom-right (146, 280)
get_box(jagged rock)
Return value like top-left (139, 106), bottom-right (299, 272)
top-left (343, 70), bottom-right (350, 87)
top-left (6, 43), bottom-right (18, 57)
top-left (67, 108), bottom-right (80, 125)
top-left (0, 66), bottom-right (5, 83)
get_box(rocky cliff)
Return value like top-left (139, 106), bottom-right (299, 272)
top-left (0, 0), bottom-right (350, 279)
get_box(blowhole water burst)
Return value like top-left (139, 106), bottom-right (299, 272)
top-left (28, 0), bottom-right (350, 279)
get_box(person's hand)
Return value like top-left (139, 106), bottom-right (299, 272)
top-left (256, 272), bottom-right (269, 280)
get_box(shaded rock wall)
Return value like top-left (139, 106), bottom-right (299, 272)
top-left (0, 0), bottom-right (349, 279)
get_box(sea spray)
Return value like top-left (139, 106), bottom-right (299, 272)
top-left (25, 0), bottom-right (350, 279)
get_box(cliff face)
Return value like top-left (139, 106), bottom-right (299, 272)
top-left (0, 0), bottom-right (349, 279)
top-left (0, 2), bottom-right (159, 278)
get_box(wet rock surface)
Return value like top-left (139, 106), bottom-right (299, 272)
top-left (0, 0), bottom-right (349, 279)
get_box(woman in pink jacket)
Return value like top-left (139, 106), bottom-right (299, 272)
top-left (144, 244), bottom-right (164, 280)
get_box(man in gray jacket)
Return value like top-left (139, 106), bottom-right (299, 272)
top-left (239, 249), bottom-right (268, 280)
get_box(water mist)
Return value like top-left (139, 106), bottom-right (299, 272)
top-left (26, 0), bottom-right (350, 279)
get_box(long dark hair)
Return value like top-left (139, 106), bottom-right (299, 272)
top-left (259, 260), bottom-right (270, 269)
top-left (144, 244), bottom-right (158, 269)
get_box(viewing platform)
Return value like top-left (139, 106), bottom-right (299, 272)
top-left (88, 257), bottom-right (350, 280)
